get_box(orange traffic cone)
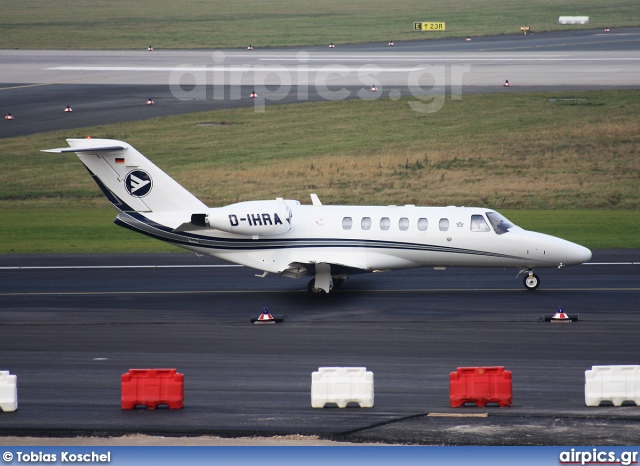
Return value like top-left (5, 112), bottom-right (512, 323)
top-left (255, 307), bottom-right (275, 324)
top-left (5, 113), bottom-right (14, 120)
top-left (64, 105), bottom-right (73, 112)
top-left (329, 43), bottom-right (335, 48)
top-left (250, 90), bottom-right (257, 98)
top-left (503, 80), bottom-right (511, 87)
top-left (146, 98), bottom-right (155, 105)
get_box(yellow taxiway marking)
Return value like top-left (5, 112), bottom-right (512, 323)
top-left (427, 413), bottom-right (489, 418)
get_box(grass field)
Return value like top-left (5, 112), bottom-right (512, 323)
top-left (1, 89), bottom-right (639, 252)
top-left (1, 0), bottom-right (638, 49)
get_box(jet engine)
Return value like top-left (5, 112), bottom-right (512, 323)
top-left (191, 200), bottom-right (292, 236)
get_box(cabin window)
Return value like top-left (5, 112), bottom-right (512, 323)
top-left (361, 217), bottom-right (372, 230)
top-left (342, 217), bottom-right (353, 230)
top-left (417, 218), bottom-right (428, 231)
top-left (399, 217), bottom-right (409, 231)
top-left (439, 218), bottom-right (449, 231)
top-left (380, 217), bottom-right (390, 230)
top-left (470, 214), bottom-right (491, 232)
top-left (486, 211), bottom-right (514, 235)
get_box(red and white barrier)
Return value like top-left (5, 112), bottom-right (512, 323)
top-left (585, 365), bottom-right (640, 407)
top-left (311, 367), bottom-right (374, 408)
top-left (0, 371), bottom-right (17, 412)
top-left (121, 368), bottom-right (184, 409)
top-left (450, 366), bottom-right (512, 407)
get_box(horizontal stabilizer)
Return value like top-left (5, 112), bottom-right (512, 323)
top-left (42, 145), bottom-right (125, 154)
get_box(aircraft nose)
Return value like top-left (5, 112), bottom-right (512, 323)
top-left (564, 242), bottom-right (592, 265)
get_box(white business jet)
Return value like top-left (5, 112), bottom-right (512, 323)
top-left (44, 139), bottom-right (592, 294)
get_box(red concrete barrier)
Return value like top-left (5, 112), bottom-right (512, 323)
top-left (450, 366), bottom-right (512, 407)
top-left (121, 369), bottom-right (184, 409)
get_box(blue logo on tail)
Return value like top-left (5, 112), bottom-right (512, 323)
top-left (125, 170), bottom-right (152, 197)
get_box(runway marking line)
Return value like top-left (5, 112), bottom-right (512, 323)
top-left (1, 287), bottom-right (639, 297)
top-left (1, 262), bottom-right (636, 270)
top-left (0, 76), bottom-right (107, 91)
top-left (0, 265), bottom-right (243, 270)
top-left (475, 38), bottom-right (640, 52)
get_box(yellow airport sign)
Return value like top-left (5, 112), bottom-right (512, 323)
top-left (414, 22), bottom-right (446, 31)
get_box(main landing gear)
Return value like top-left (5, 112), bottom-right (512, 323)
top-left (306, 277), bottom-right (344, 295)
top-left (521, 269), bottom-right (540, 290)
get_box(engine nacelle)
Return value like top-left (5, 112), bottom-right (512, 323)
top-left (192, 200), bottom-right (293, 236)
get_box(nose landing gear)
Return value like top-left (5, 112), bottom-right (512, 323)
top-left (520, 269), bottom-right (540, 290)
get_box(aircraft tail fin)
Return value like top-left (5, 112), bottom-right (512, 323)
top-left (43, 139), bottom-right (207, 214)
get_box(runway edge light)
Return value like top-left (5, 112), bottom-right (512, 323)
top-left (251, 307), bottom-right (287, 324)
top-left (551, 306), bottom-right (572, 323)
top-left (540, 307), bottom-right (579, 322)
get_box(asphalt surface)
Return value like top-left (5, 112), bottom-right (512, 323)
top-left (2, 27), bottom-right (640, 138)
top-left (1, 250), bottom-right (639, 445)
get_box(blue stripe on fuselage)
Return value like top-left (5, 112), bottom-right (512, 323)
top-left (114, 211), bottom-right (522, 261)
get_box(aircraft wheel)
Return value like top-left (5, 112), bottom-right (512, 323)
top-left (307, 279), bottom-right (326, 295)
top-left (523, 273), bottom-right (540, 290)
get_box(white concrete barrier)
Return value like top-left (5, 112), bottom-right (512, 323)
top-left (559, 16), bottom-right (590, 25)
top-left (0, 371), bottom-right (17, 412)
top-left (311, 367), bottom-right (374, 408)
top-left (585, 365), bottom-right (640, 407)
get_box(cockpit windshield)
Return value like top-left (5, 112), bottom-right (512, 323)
top-left (486, 211), bottom-right (515, 235)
